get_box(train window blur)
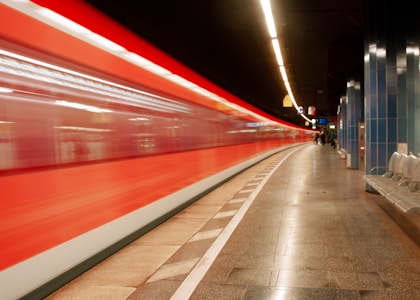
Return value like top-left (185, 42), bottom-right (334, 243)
top-left (0, 47), bottom-right (299, 172)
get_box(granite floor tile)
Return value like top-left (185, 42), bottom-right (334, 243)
top-left (47, 145), bottom-right (420, 300)
top-left (193, 145), bottom-right (420, 299)
top-left (49, 286), bottom-right (136, 300)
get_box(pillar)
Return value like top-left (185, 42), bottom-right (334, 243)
top-left (346, 81), bottom-right (362, 169)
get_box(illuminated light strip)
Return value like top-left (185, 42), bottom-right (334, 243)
top-left (1, 0), bottom-right (275, 123)
top-left (55, 100), bottom-right (112, 113)
top-left (166, 74), bottom-right (198, 89)
top-left (128, 117), bottom-right (150, 121)
top-left (0, 49), bottom-right (188, 113)
top-left (259, 0), bottom-right (310, 122)
top-left (0, 87), bottom-right (13, 93)
top-left (271, 39), bottom-right (284, 66)
top-left (53, 126), bottom-right (112, 132)
top-left (0, 49), bottom-right (191, 114)
top-left (123, 52), bottom-right (171, 76)
top-left (260, 0), bottom-right (277, 38)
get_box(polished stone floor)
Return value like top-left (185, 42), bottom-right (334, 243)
top-left (47, 144), bottom-right (420, 300)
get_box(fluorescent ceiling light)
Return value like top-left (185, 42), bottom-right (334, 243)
top-left (271, 39), bottom-right (284, 66)
top-left (260, 0), bottom-right (311, 122)
top-left (279, 66), bottom-right (288, 82)
top-left (260, 0), bottom-right (277, 38)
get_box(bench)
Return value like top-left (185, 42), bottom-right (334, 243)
top-left (364, 152), bottom-right (420, 213)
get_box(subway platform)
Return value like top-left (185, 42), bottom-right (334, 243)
top-left (46, 143), bottom-right (420, 300)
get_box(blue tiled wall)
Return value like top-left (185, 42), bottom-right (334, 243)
top-left (363, 0), bottom-right (420, 191)
top-left (346, 82), bottom-right (362, 169)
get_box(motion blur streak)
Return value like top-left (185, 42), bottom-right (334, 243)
top-left (0, 1), bottom-right (312, 299)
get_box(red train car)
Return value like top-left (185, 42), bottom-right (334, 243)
top-left (0, 1), bottom-right (312, 298)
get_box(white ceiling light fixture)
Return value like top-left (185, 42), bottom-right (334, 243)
top-left (260, 0), bottom-right (310, 122)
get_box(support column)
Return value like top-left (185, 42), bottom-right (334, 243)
top-left (337, 96), bottom-right (347, 158)
top-left (407, 45), bottom-right (420, 152)
top-left (364, 1), bottom-right (396, 192)
top-left (346, 81), bottom-right (362, 169)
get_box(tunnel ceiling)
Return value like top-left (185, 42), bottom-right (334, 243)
top-left (86, 0), bottom-right (365, 126)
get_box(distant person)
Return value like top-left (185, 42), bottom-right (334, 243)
top-left (329, 132), bottom-right (336, 148)
top-left (314, 132), bottom-right (319, 144)
top-left (320, 130), bottom-right (326, 145)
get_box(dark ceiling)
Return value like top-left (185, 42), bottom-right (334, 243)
top-left (86, 0), bottom-right (365, 126)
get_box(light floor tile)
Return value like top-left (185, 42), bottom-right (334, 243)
top-left (188, 228), bottom-right (223, 242)
top-left (48, 285), bottom-right (136, 300)
top-left (147, 257), bottom-right (200, 283)
top-left (214, 210), bottom-right (237, 219)
top-left (229, 198), bottom-right (247, 204)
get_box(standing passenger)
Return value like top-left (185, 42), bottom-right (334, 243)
top-left (314, 132), bottom-right (319, 144)
top-left (320, 130), bottom-right (326, 145)
top-left (329, 132), bottom-right (336, 148)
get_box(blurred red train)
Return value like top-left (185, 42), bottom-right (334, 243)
top-left (0, 1), bottom-right (312, 298)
